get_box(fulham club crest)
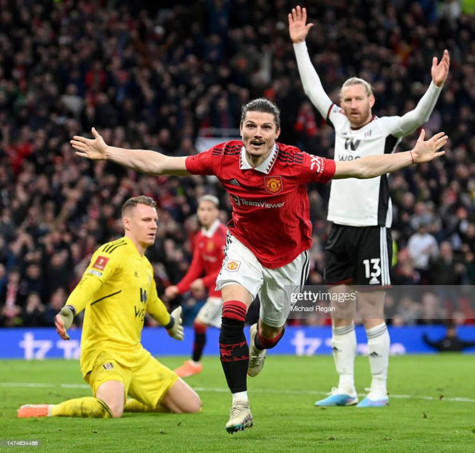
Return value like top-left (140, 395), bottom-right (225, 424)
top-left (264, 176), bottom-right (283, 194)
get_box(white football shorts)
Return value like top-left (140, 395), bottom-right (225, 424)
top-left (195, 297), bottom-right (222, 328)
top-left (216, 233), bottom-right (310, 327)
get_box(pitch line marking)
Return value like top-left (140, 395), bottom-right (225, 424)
top-left (0, 382), bottom-right (474, 403)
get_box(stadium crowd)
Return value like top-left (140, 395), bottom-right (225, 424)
top-left (0, 0), bottom-right (474, 328)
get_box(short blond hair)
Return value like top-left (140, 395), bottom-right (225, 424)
top-left (121, 196), bottom-right (157, 217)
top-left (340, 77), bottom-right (374, 98)
top-left (198, 195), bottom-right (219, 208)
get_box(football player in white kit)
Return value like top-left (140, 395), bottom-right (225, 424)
top-left (289, 6), bottom-right (450, 407)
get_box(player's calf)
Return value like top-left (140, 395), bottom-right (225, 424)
top-left (248, 324), bottom-right (284, 377)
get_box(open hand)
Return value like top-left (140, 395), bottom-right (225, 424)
top-left (71, 127), bottom-right (108, 160)
top-left (431, 49), bottom-right (450, 87)
top-left (288, 5), bottom-right (314, 44)
top-left (412, 130), bottom-right (448, 164)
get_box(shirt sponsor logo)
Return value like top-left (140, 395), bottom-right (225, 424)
top-left (226, 260), bottom-right (241, 272)
top-left (230, 194), bottom-right (285, 209)
top-left (264, 176), bottom-right (283, 194)
top-left (103, 362), bottom-right (114, 370)
top-left (344, 138), bottom-right (361, 151)
top-left (336, 154), bottom-right (361, 161)
top-left (92, 256), bottom-right (109, 271)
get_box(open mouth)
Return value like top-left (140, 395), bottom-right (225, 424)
top-left (250, 140), bottom-right (265, 148)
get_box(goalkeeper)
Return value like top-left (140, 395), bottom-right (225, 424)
top-left (18, 196), bottom-right (202, 418)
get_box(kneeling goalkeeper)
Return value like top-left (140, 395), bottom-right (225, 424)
top-left (18, 196), bottom-right (202, 418)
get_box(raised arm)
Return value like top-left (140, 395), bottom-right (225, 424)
top-left (393, 50), bottom-right (450, 137)
top-left (71, 128), bottom-right (190, 176)
top-left (289, 6), bottom-right (332, 117)
top-left (333, 130), bottom-right (447, 179)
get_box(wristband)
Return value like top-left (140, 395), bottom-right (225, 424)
top-left (410, 150), bottom-right (415, 165)
top-left (165, 317), bottom-right (175, 330)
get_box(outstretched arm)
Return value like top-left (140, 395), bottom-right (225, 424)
top-left (71, 128), bottom-right (190, 176)
top-left (334, 130), bottom-right (447, 179)
top-left (393, 50), bottom-right (450, 137)
top-left (289, 6), bottom-right (332, 118)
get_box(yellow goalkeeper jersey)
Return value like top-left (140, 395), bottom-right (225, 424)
top-left (66, 236), bottom-right (171, 376)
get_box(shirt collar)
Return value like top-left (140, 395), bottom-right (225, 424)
top-left (201, 219), bottom-right (221, 238)
top-left (239, 143), bottom-right (279, 174)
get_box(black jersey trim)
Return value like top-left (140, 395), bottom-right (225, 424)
top-left (90, 290), bottom-right (122, 306)
top-left (102, 240), bottom-right (127, 254)
top-left (377, 135), bottom-right (399, 225)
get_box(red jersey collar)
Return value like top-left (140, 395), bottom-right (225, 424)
top-left (240, 144), bottom-right (279, 174)
top-left (201, 219), bottom-right (221, 238)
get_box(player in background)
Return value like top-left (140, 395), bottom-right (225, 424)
top-left (165, 195), bottom-right (228, 378)
top-left (70, 98), bottom-right (447, 432)
top-left (18, 196), bottom-right (202, 418)
top-left (289, 6), bottom-right (450, 407)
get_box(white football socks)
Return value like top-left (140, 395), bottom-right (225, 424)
top-left (232, 391), bottom-right (248, 404)
top-left (366, 322), bottom-right (390, 397)
top-left (331, 323), bottom-right (357, 395)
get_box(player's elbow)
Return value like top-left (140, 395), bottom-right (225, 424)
top-left (351, 161), bottom-right (374, 179)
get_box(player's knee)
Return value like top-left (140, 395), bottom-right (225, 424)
top-left (187, 395), bottom-right (203, 413)
top-left (193, 319), bottom-right (207, 334)
top-left (105, 401), bottom-right (124, 418)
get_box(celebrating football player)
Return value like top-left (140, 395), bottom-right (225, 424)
top-left (69, 97), bottom-right (447, 432)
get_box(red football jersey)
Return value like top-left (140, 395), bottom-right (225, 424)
top-left (176, 221), bottom-right (228, 298)
top-left (186, 141), bottom-right (335, 268)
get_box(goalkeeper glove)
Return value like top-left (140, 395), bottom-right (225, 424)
top-left (55, 305), bottom-right (75, 340)
top-left (166, 306), bottom-right (184, 341)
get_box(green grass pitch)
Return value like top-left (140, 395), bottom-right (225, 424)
top-left (1, 355), bottom-right (474, 452)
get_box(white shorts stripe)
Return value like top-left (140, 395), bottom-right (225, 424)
top-left (380, 227), bottom-right (390, 286)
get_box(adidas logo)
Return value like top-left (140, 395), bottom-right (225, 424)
top-left (229, 178), bottom-right (241, 186)
top-left (369, 351), bottom-right (381, 358)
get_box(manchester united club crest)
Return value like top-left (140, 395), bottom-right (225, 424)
top-left (226, 260), bottom-right (241, 272)
top-left (264, 176), bottom-right (283, 194)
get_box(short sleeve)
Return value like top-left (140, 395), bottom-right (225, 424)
top-left (186, 149), bottom-right (215, 175)
top-left (299, 152), bottom-right (336, 184)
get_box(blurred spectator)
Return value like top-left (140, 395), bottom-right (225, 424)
top-left (43, 287), bottom-right (68, 327)
top-left (395, 296), bottom-right (422, 326)
top-left (392, 248), bottom-right (421, 285)
top-left (430, 241), bottom-right (465, 285)
top-left (22, 292), bottom-right (46, 327)
top-left (417, 291), bottom-right (447, 325)
top-left (423, 321), bottom-right (475, 352)
top-left (407, 221), bottom-right (439, 284)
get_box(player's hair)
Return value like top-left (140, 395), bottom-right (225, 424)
top-left (340, 77), bottom-right (374, 97)
top-left (240, 98), bottom-right (281, 129)
top-left (198, 194), bottom-right (219, 208)
top-left (121, 195), bottom-right (157, 217)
